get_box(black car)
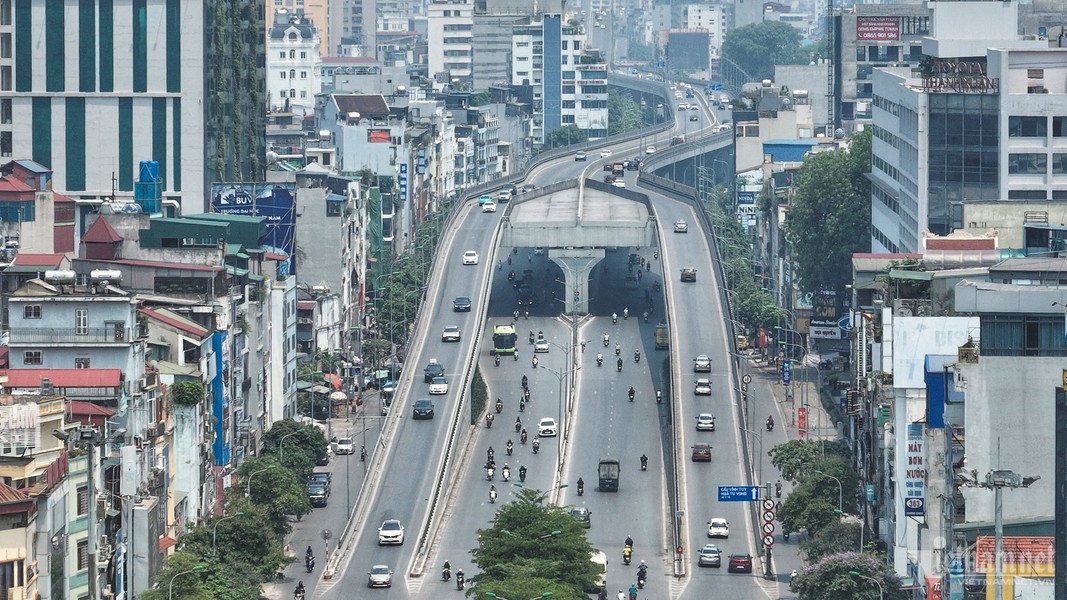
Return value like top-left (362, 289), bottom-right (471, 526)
top-left (453, 296), bottom-right (472, 312)
top-left (307, 482), bottom-right (329, 507)
top-left (423, 360), bottom-right (444, 383)
top-left (412, 399), bottom-right (435, 420)
top-left (308, 472), bottom-right (332, 493)
top-left (567, 506), bottom-right (592, 528)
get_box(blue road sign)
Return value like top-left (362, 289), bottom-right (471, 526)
top-left (718, 486), bottom-right (760, 502)
top-left (782, 359), bottom-right (791, 385)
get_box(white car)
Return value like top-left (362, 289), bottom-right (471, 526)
top-left (694, 378), bottom-right (712, 395)
top-left (693, 354), bottom-right (712, 372)
top-left (612, 179), bottom-right (625, 188)
top-left (645, 146), bottom-right (656, 154)
top-left (707, 517), bottom-right (730, 538)
top-left (538, 417), bottom-right (558, 437)
top-left (378, 519), bottom-right (405, 545)
top-left (441, 326), bottom-right (461, 342)
top-left (428, 376), bottom-right (448, 395)
top-left (462, 251), bottom-right (479, 265)
top-left (334, 438), bottom-right (355, 455)
top-left (674, 219), bottom-right (688, 233)
top-left (696, 413), bottom-right (716, 431)
top-left (482, 200), bottom-right (497, 213)
top-left (600, 150), bottom-right (612, 158)
top-left (534, 338), bottom-right (550, 353)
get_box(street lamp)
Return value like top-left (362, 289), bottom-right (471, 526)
top-left (848, 571), bottom-right (883, 600)
top-left (246, 464), bottom-right (277, 501)
top-left (278, 428), bottom-right (306, 465)
top-left (502, 529), bottom-right (562, 541)
top-left (814, 469), bottom-right (843, 513)
top-left (739, 427), bottom-right (763, 485)
top-left (212, 512), bottom-right (245, 555)
top-left (169, 565), bottom-right (205, 600)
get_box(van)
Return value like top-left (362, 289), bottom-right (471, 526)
top-left (589, 551), bottom-right (608, 592)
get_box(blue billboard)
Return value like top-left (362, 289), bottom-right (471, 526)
top-left (210, 183), bottom-right (297, 276)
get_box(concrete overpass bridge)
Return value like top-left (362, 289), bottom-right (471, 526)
top-left (501, 179), bottom-right (655, 314)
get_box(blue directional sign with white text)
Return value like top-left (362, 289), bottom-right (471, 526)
top-left (782, 359), bottom-right (791, 385)
top-left (718, 486), bottom-right (760, 502)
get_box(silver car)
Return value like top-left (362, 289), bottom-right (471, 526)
top-left (367, 565), bottom-right (392, 587)
top-left (698, 544), bottom-right (722, 567)
top-left (693, 354), bottom-right (711, 372)
top-left (694, 379), bottom-right (712, 395)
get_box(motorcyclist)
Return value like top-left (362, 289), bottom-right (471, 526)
top-left (617, 357), bottom-right (623, 371)
top-left (603, 333), bottom-right (610, 346)
top-left (640, 455), bottom-right (648, 470)
top-left (629, 583), bottom-right (638, 600)
top-left (305, 546), bottom-right (314, 561)
top-left (643, 310), bottom-right (649, 322)
top-left (442, 561), bottom-right (452, 581)
top-left (487, 446), bottom-right (495, 462)
top-left (634, 349), bottom-right (641, 363)
top-left (520, 428), bottom-right (528, 444)
top-left (529, 331), bottom-right (535, 344)
top-left (532, 355), bottom-right (539, 367)
top-left (638, 561), bottom-right (648, 580)
top-left (523, 388), bottom-right (531, 402)
top-left (502, 464), bottom-right (511, 481)
top-left (577, 477), bottom-right (585, 495)
top-left (495, 398), bottom-right (503, 413)
top-left (506, 440), bottom-right (514, 455)
top-left (767, 415), bottom-right (775, 431)
top-left (656, 389), bottom-right (662, 404)
top-left (487, 464), bottom-right (495, 480)
top-left (519, 465), bottom-right (527, 481)
top-left (612, 312), bottom-right (618, 323)
top-left (532, 438), bottom-right (540, 453)
top-left (615, 342), bottom-right (621, 356)
top-left (494, 354), bottom-right (500, 366)
top-left (456, 569), bottom-right (466, 590)
top-left (623, 307), bottom-right (629, 319)
top-left (294, 581), bottom-right (306, 599)
top-left (628, 386), bottom-right (636, 402)
top-left (775, 480), bottom-right (783, 498)
top-left (522, 374), bottom-right (529, 389)
top-left (485, 413), bottom-right (494, 428)
top-left (596, 352), bottom-right (604, 366)
top-left (488, 487), bottom-right (497, 503)
top-left (623, 545), bottom-right (633, 564)
top-left (625, 535), bottom-right (634, 549)
top-left (305, 555), bottom-right (315, 572)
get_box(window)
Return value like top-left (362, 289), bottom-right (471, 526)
top-left (23, 304), bottom-right (41, 319)
top-left (280, 90), bottom-right (287, 98)
top-left (561, 41), bottom-right (568, 50)
top-left (24, 351), bottom-right (41, 365)
top-left (300, 71), bottom-right (307, 79)
top-left (300, 51), bottom-right (306, 59)
top-left (574, 41), bottom-right (580, 50)
top-left (75, 308), bottom-right (88, 335)
top-left (981, 314), bottom-right (1065, 356)
top-left (1008, 153), bottom-right (1047, 174)
top-left (289, 49), bottom-right (295, 59)
top-left (1027, 68), bottom-right (1044, 79)
top-left (1054, 154), bottom-right (1067, 174)
top-left (300, 90), bottom-right (306, 98)
top-left (280, 71), bottom-right (286, 79)
top-left (279, 51), bottom-right (285, 59)
top-left (1008, 116), bottom-right (1047, 137)
top-left (77, 539), bottom-right (89, 570)
top-left (77, 485), bottom-right (89, 515)
top-left (289, 69), bottom-right (296, 79)
top-left (1054, 117), bottom-right (1067, 137)
top-left (75, 357), bottom-right (91, 369)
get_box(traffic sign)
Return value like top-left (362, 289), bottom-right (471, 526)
top-left (761, 522), bottom-right (775, 535)
top-left (762, 499), bottom-right (776, 511)
top-left (762, 510), bottom-right (775, 523)
top-left (742, 374), bottom-right (752, 385)
top-left (763, 534), bottom-right (775, 547)
top-left (782, 359), bottom-right (791, 385)
top-left (717, 486), bottom-right (760, 502)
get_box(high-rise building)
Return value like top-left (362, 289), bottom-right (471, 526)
top-left (868, 1), bottom-right (1062, 253)
top-left (0, 0), bottom-right (265, 215)
top-left (267, 10), bottom-right (324, 115)
top-left (428, 0), bottom-right (475, 91)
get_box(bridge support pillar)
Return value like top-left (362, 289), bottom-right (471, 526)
top-left (548, 248), bottom-right (605, 315)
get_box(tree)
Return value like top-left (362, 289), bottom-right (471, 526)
top-left (470, 487), bottom-right (600, 596)
top-left (543, 125), bottom-right (588, 150)
top-left (608, 90), bottom-right (642, 134)
top-left (171, 380), bottom-right (205, 407)
top-left (136, 551), bottom-right (213, 600)
top-left (800, 520), bottom-right (864, 562)
top-left (791, 552), bottom-right (907, 600)
top-left (721, 22), bottom-right (806, 81)
top-left (261, 418), bottom-right (329, 479)
top-left (770, 439), bottom-right (850, 484)
top-left (176, 504), bottom-right (287, 582)
top-left (785, 144), bottom-right (872, 295)
top-left (776, 457), bottom-right (860, 535)
top-left (234, 456), bottom-right (310, 535)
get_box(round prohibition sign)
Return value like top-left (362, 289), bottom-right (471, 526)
top-left (762, 522), bottom-right (776, 535)
top-left (762, 499), bottom-right (776, 511)
top-left (762, 510), bottom-right (775, 523)
top-left (763, 534), bottom-right (776, 547)
top-left (742, 374), bottom-right (753, 385)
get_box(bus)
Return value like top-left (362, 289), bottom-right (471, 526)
top-left (655, 323), bottom-right (669, 350)
top-left (492, 324), bottom-right (518, 356)
top-left (598, 457), bottom-right (620, 492)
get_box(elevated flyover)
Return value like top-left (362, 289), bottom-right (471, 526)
top-left (501, 178), bottom-right (655, 314)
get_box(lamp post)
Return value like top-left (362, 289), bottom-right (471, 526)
top-left (848, 571), bottom-right (883, 600)
top-left (960, 469), bottom-right (1040, 600)
top-left (169, 565), bottom-right (205, 600)
top-left (739, 427), bottom-right (763, 484)
top-left (814, 469), bottom-right (843, 513)
top-left (212, 512), bottom-right (245, 555)
top-left (278, 429), bottom-right (306, 465)
top-left (539, 363), bottom-right (569, 475)
top-left (246, 464), bottom-right (277, 501)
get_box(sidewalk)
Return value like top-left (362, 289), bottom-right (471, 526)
top-left (748, 352), bottom-right (839, 442)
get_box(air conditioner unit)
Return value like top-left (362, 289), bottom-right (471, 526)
top-left (102, 584), bottom-right (115, 598)
top-left (98, 544), bottom-right (113, 564)
top-left (133, 435), bottom-right (145, 450)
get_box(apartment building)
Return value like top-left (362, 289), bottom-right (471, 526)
top-left (428, 0), bottom-right (475, 91)
top-left (267, 10), bottom-right (324, 115)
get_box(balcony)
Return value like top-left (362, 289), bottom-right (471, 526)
top-left (10, 326), bottom-right (131, 344)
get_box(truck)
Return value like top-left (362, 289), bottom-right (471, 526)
top-left (655, 323), bottom-right (669, 350)
top-left (598, 457), bottom-right (620, 492)
top-left (612, 162), bottom-right (625, 176)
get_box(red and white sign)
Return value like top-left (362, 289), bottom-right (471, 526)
top-left (810, 326), bottom-right (841, 340)
top-left (797, 406), bottom-right (807, 438)
top-left (856, 16), bottom-right (900, 41)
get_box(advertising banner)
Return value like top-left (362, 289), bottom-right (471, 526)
top-left (904, 423), bottom-right (926, 516)
top-left (211, 183), bottom-right (297, 277)
top-left (856, 16), bottom-right (900, 41)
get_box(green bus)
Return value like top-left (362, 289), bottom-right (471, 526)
top-left (598, 457), bottom-right (620, 492)
top-left (493, 324), bottom-right (518, 356)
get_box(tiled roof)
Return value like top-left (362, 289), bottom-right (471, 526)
top-left (0, 176), bottom-right (34, 192)
top-left (925, 238), bottom-right (996, 251)
top-left (82, 217), bottom-right (123, 243)
top-left (0, 482), bottom-right (30, 505)
top-left (974, 536), bottom-right (1053, 570)
top-left (333, 94), bottom-right (390, 117)
top-left (5, 368), bottom-right (123, 388)
top-left (67, 400), bottom-right (117, 418)
top-left (11, 253), bottom-right (67, 268)
top-left (140, 308), bottom-right (210, 338)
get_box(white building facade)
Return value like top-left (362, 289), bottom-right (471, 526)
top-left (427, 0), bottom-right (474, 91)
top-left (267, 10), bottom-right (324, 114)
top-left (683, 5), bottom-right (727, 58)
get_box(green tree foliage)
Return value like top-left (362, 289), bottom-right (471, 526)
top-left (171, 381), bottom-right (205, 407)
top-left (136, 552), bottom-right (212, 600)
top-left (235, 456), bottom-right (310, 535)
top-left (470, 488), bottom-right (600, 596)
top-left (785, 139), bottom-right (872, 295)
top-left (608, 90), bottom-right (642, 135)
top-left (791, 552), bottom-right (907, 600)
top-left (770, 439), bottom-right (850, 483)
top-left (261, 418), bottom-right (329, 480)
top-left (175, 505), bottom-right (287, 582)
top-left (544, 125), bottom-right (588, 150)
top-left (721, 22), bottom-right (806, 81)
top-left (777, 457), bottom-right (859, 535)
top-left (361, 338), bottom-right (393, 369)
top-left (799, 520), bottom-right (864, 562)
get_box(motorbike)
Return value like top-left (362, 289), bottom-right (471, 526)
top-left (519, 400), bottom-right (526, 412)
top-left (506, 441), bottom-right (514, 455)
top-left (494, 354), bottom-right (500, 367)
top-left (514, 419), bottom-right (522, 433)
top-left (519, 467), bottom-right (527, 482)
top-left (294, 584), bottom-right (306, 600)
top-left (643, 311), bottom-right (649, 322)
top-left (532, 356), bottom-right (539, 368)
top-left (502, 467), bottom-right (511, 482)
top-left (640, 455), bottom-right (648, 471)
top-left (775, 482), bottom-right (783, 498)
top-left (634, 350), bottom-right (641, 363)
top-left (487, 448), bottom-right (495, 463)
top-left (489, 488), bottom-right (498, 503)
top-left (529, 332), bottom-right (535, 344)
top-left (520, 430), bottom-right (528, 444)
top-left (783, 531), bottom-right (791, 541)
top-left (766, 417), bottom-right (775, 432)
top-left (495, 399), bottom-right (503, 413)
top-left (577, 480), bottom-right (585, 496)
top-left (628, 388), bottom-right (635, 402)
top-left (485, 414), bottom-right (494, 428)
top-left (596, 353), bottom-right (604, 367)
top-left (532, 439), bottom-right (540, 454)
top-left (637, 574), bottom-right (646, 589)
top-left (487, 467), bottom-right (495, 481)
top-left (656, 390), bottom-right (663, 404)
top-left (623, 545), bottom-right (633, 565)
top-left (442, 567), bottom-right (451, 581)
top-left (612, 312), bottom-right (618, 324)
top-left (623, 307), bottom-right (629, 319)
top-left (305, 557), bottom-right (315, 573)
top-left (617, 358), bottom-right (623, 372)
top-left (523, 388), bottom-right (531, 402)
top-left (603, 334), bottom-right (610, 347)
top-left (615, 343), bottom-right (621, 356)
top-left (522, 375), bottom-right (529, 389)
top-left (508, 270), bottom-right (515, 281)
top-left (456, 573), bottom-right (466, 591)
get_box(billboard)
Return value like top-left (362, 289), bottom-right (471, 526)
top-left (211, 183), bottom-right (297, 277)
top-left (856, 16), bottom-right (900, 41)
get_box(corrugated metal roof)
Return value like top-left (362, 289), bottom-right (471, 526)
top-left (11, 253), bottom-right (67, 267)
top-left (0, 176), bottom-right (34, 192)
top-left (0, 482), bottom-right (30, 505)
top-left (140, 308), bottom-right (210, 338)
top-left (4, 368), bottom-right (122, 388)
top-left (82, 217), bottom-right (123, 243)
